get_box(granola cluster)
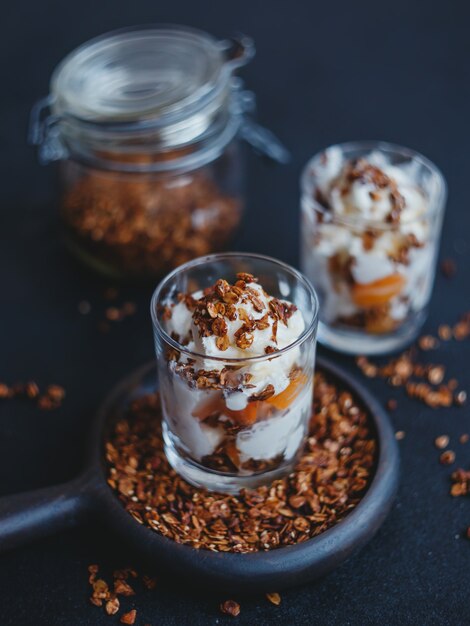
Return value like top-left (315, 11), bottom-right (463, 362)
top-left (167, 273), bottom-right (297, 354)
top-left (0, 380), bottom-right (65, 410)
top-left (88, 564), bottom-right (156, 623)
top-left (61, 167), bottom-right (241, 279)
top-left (356, 314), bottom-right (469, 409)
top-left (105, 369), bottom-right (376, 553)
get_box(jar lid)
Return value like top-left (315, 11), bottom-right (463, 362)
top-left (51, 26), bottom-right (235, 123)
top-left (30, 25), bottom-right (290, 168)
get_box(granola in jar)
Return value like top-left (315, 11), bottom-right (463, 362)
top-left (301, 142), bottom-right (446, 355)
top-left (151, 254), bottom-right (319, 493)
top-left (30, 26), bottom-right (288, 279)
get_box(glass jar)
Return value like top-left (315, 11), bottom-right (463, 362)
top-left (151, 253), bottom-right (319, 493)
top-left (300, 141), bottom-right (447, 355)
top-left (30, 25), bottom-right (289, 280)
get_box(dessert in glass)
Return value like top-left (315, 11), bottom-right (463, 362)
top-left (301, 141), bottom-right (446, 355)
top-left (151, 253), bottom-right (319, 493)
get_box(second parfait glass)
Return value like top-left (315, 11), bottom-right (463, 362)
top-left (151, 253), bottom-right (319, 493)
top-left (300, 141), bottom-right (447, 355)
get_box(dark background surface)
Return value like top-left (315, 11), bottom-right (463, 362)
top-left (1, 1), bottom-right (470, 624)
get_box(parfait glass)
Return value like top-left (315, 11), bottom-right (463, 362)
top-left (300, 141), bottom-right (447, 355)
top-left (151, 253), bottom-right (319, 493)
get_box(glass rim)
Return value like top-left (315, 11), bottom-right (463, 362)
top-left (300, 140), bottom-right (447, 231)
top-left (150, 252), bottom-right (319, 364)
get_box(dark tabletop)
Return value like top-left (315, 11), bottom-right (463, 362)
top-left (1, 0), bottom-right (470, 624)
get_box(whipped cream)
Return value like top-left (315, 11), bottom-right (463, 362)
top-left (166, 277), bottom-right (305, 407)
top-left (315, 147), bottom-right (427, 224)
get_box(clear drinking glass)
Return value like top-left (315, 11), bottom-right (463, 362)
top-left (151, 253), bottom-right (319, 493)
top-left (300, 141), bottom-right (447, 355)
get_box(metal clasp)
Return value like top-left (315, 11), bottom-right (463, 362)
top-left (218, 34), bottom-right (256, 71)
top-left (28, 96), bottom-right (68, 164)
top-left (232, 84), bottom-right (290, 165)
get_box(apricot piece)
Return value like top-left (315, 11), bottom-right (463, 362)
top-left (267, 374), bottom-right (308, 411)
top-left (352, 273), bottom-right (406, 308)
top-left (223, 401), bottom-right (260, 426)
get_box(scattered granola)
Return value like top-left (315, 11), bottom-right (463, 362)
top-left (418, 335), bottom-right (439, 351)
top-left (440, 450), bottom-right (456, 466)
top-left (105, 369), bottom-right (376, 553)
top-left (0, 381), bottom-right (65, 410)
top-left (105, 597), bottom-right (120, 615)
top-left (220, 600), bottom-right (241, 617)
top-left (460, 434), bottom-right (469, 444)
top-left (87, 564), bottom-right (154, 622)
top-left (450, 469), bottom-right (470, 497)
top-left (395, 431), bottom-right (406, 441)
top-left (356, 337), bottom-right (468, 409)
top-left (105, 302), bottom-right (137, 324)
top-left (441, 258), bottom-right (457, 278)
top-left (120, 609), bottom-right (137, 625)
top-left (435, 435), bottom-right (449, 450)
top-left (266, 592), bottom-right (281, 606)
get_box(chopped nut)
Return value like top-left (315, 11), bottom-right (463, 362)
top-left (438, 325), bottom-right (452, 341)
top-left (105, 596), bottom-right (120, 615)
top-left (122, 302), bottom-right (137, 317)
top-left (249, 384), bottom-right (275, 402)
top-left (235, 331), bottom-right (254, 350)
top-left (142, 575), bottom-right (157, 590)
top-left (120, 609), bottom-right (137, 625)
top-left (395, 431), bottom-right (406, 440)
top-left (450, 468), bottom-right (470, 496)
top-left (440, 450), bottom-right (456, 465)
top-left (428, 366), bottom-right (445, 385)
top-left (37, 395), bottom-right (55, 410)
top-left (266, 592), bottom-right (281, 606)
top-left (215, 335), bottom-right (230, 351)
top-left (435, 435), bottom-right (449, 449)
top-left (25, 382), bottom-right (40, 399)
top-left (460, 434), bottom-right (469, 444)
top-left (114, 579), bottom-right (135, 596)
top-left (418, 335), bottom-right (438, 351)
top-left (441, 258), bottom-right (457, 278)
top-left (46, 384), bottom-right (65, 402)
top-left (455, 391), bottom-right (467, 406)
top-left (106, 307), bottom-right (121, 321)
top-left (92, 578), bottom-right (109, 600)
top-left (220, 600), bottom-right (241, 617)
